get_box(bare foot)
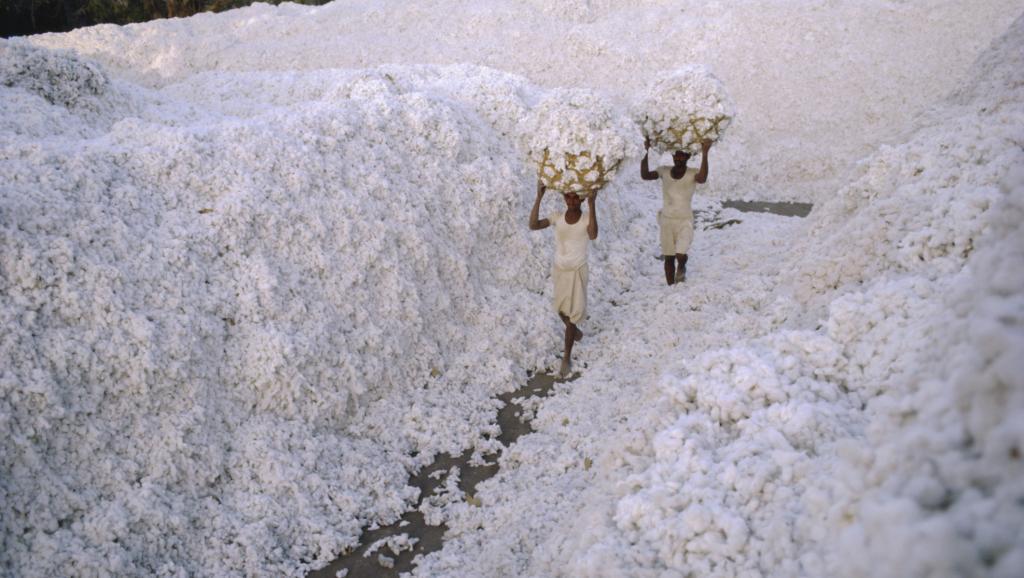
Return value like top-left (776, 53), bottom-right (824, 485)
top-left (675, 268), bottom-right (686, 283)
top-left (559, 358), bottom-right (571, 378)
top-left (574, 327), bottom-right (583, 342)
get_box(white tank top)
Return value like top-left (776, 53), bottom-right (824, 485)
top-left (550, 211), bottom-right (590, 271)
top-left (657, 165), bottom-right (697, 219)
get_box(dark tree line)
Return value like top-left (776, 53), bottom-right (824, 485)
top-left (1, 0), bottom-right (332, 38)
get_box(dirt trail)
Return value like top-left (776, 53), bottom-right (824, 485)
top-left (309, 373), bottom-right (565, 578)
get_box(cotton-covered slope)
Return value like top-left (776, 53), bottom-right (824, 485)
top-left (0, 41), bottom-right (139, 140)
top-left (582, 15), bottom-right (1023, 577)
top-left (405, 12), bottom-right (1024, 578)
top-left (5, 1), bottom-right (1024, 577)
top-left (0, 45), bottom-right (645, 576)
top-left (26, 0), bottom-right (1024, 201)
top-left (793, 14), bottom-right (1024, 577)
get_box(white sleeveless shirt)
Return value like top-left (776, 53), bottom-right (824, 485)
top-left (549, 211), bottom-right (590, 271)
top-left (657, 165), bottom-right (697, 220)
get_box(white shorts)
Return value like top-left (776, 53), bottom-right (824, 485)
top-left (658, 211), bottom-right (694, 256)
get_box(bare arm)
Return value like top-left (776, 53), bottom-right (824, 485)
top-left (695, 139), bottom-right (711, 184)
top-left (587, 193), bottom-right (598, 240)
top-left (640, 136), bottom-right (660, 181)
top-left (529, 179), bottom-right (550, 230)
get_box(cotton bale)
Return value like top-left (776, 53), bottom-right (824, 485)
top-left (522, 88), bottom-right (635, 196)
top-left (634, 65), bottom-right (735, 154)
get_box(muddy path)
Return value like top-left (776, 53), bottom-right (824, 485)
top-left (309, 373), bottom-right (564, 578)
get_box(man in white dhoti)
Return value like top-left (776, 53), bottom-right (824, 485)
top-left (640, 137), bottom-right (712, 285)
top-left (528, 179), bottom-right (598, 378)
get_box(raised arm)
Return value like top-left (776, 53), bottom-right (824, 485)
top-left (587, 193), bottom-right (598, 240)
top-left (529, 179), bottom-right (551, 230)
top-left (695, 139), bottom-right (711, 184)
top-left (640, 136), bottom-right (660, 181)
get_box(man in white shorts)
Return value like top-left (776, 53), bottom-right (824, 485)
top-left (640, 137), bottom-right (712, 285)
top-left (528, 179), bottom-right (599, 378)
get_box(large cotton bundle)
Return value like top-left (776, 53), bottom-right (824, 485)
top-left (634, 65), bottom-right (735, 154)
top-left (521, 88), bottom-right (635, 196)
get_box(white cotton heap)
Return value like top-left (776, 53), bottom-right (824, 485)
top-left (0, 44), bottom-right (646, 577)
top-left (520, 88), bottom-right (637, 196)
top-left (540, 329), bottom-right (860, 578)
top-left (478, 13), bottom-right (1023, 578)
top-left (1, 41), bottom-right (113, 111)
top-left (793, 15), bottom-right (1024, 578)
top-left (633, 65), bottom-right (735, 155)
top-left (4, 1), bottom-right (1023, 577)
top-left (0, 40), bottom-right (138, 140)
top-left (27, 1), bottom-right (1018, 202)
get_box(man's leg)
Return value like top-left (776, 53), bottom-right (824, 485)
top-left (675, 253), bottom-right (688, 283)
top-left (659, 213), bottom-right (676, 286)
top-left (560, 312), bottom-right (583, 341)
top-left (559, 313), bottom-right (578, 377)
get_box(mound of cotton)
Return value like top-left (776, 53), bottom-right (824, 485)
top-left (633, 65), bottom-right (735, 154)
top-left (521, 88), bottom-right (637, 194)
top-left (27, 2), bottom-right (1020, 201)
top-left (516, 13), bottom-right (1024, 578)
top-left (0, 40), bottom-right (137, 140)
top-left (0, 46), bottom-right (646, 576)
top-left (795, 14), bottom-right (1024, 577)
top-left (638, 16), bottom-right (1023, 577)
top-left (1, 40), bottom-right (114, 110)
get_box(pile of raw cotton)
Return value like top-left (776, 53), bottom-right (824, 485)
top-left (0, 42), bottom-right (646, 577)
top-left (532, 16), bottom-right (1024, 578)
top-left (790, 14), bottom-right (1024, 577)
top-left (520, 88), bottom-right (637, 196)
top-left (634, 65), bottom-right (735, 154)
top-left (0, 40), bottom-right (137, 139)
top-left (1, 41), bottom-right (111, 110)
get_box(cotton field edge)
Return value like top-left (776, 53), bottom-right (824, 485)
top-left (2, 1), bottom-right (1023, 577)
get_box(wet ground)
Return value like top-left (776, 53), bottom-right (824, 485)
top-left (308, 373), bottom-right (564, 578)
top-left (720, 199), bottom-right (813, 217)
top-left (309, 199), bottom-right (812, 578)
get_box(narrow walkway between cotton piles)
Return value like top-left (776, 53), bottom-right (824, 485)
top-left (311, 200), bottom-right (812, 577)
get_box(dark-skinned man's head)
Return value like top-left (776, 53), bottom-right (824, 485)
top-left (673, 150), bottom-right (691, 166)
top-left (563, 192), bottom-right (583, 210)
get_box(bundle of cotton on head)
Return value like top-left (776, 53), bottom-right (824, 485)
top-left (634, 65), bottom-right (735, 154)
top-left (521, 88), bottom-right (635, 196)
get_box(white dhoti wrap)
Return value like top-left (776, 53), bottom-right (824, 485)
top-left (552, 263), bottom-right (588, 324)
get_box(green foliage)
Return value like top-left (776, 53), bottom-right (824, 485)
top-left (79, 0), bottom-right (154, 24)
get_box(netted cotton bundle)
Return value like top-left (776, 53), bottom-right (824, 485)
top-left (521, 88), bottom-right (635, 195)
top-left (634, 65), bottom-right (735, 154)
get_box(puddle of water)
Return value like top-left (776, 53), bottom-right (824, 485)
top-left (648, 199), bottom-right (815, 257)
top-left (720, 199), bottom-right (813, 217)
top-left (308, 372), bottom-right (563, 578)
